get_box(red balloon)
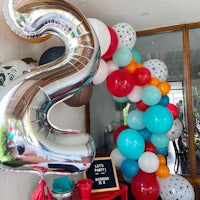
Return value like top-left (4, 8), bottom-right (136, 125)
top-left (136, 100), bottom-right (149, 111)
top-left (133, 67), bottom-right (151, 86)
top-left (167, 103), bottom-right (179, 119)
top-left (113, 125), bottom-right (129, 144)
top-left (145, 141), bottom-right (156, 153)
top-left (106, 69), bottom-right (135, 97)
top-left (131, 170), bottom-right (160, 200)
top-left (102, 26), bottom-right (118, 60)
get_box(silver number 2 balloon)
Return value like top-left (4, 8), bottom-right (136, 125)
top-left (0, 0), bottom-right (100, 172)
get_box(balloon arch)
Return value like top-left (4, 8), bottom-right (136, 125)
top-left (0, 0), bottom-right (195, 199)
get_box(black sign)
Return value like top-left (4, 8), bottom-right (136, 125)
top-left (84, 157), bottom-right (119, 193)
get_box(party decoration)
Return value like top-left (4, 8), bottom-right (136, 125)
top-left (157, 174), bottom-right (195, 200)
top-left (88, 18), bottom-right (111, 56)
top-left (110, 148), bottom-right (126, 169)
top-left (136, 100), bottom-right (149, 111)
top-left (167, 118), bottom-right (183, 141)
top-left (1, 0), bottom-right (100, 171)
top-left (117, 129), bottom-right (145, 160)
top-left (128, 86), bottom-right (143, 102)
top-left (138, 152), bottom-right (159, 173)
top-left (143, 59), bottom-right (168, 81)
top-left (113, 22), bottom-right (137, 50)
top-left (101, 26), bottom-right (118, 61)
top-left (113, 125), bottom-right (129, 144)
top-left (121, 159), bottom-right (139, 178)
top-left (131, 170), bottom-right (160, 200)
top-left (0, 59), bottom-right (34, 88)
top-left (151, 133), bottom-right (169, 149)
top-left (143, 105), bottom-right (174, 134)
top-left (106, 69), bottom-right (135, 97)
top-left (158, 95), bottom-right (170, 106)
top-left (157, 81), bottom-right (171, 96)
top-left (131, 49), bottom-right (141, 62)
top-left (64, 83), bottom-right (93, 107)
top-left (92, 59), bottom-right (109, 85)
top-left (167, 103), bottom-right (179, 119)
top-left (155, 164), bottom-right (170, 178)
top-left (144, 141), bottom-right (156, 153)
top-left (141, 85), bottom-right (162, 106)
top-left (112, 47), bottom-right (133, 66)
top-left (133, 67), bottom-right (151, 86)
top-left (106, 60), bottom-right (119, 74)
top-left (127, 109), bottom-right (145, 130)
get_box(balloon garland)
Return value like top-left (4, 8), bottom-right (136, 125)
top-left (89, 19), bottom-right (195, 200)
top-left (0, 0), bottom-right (195, 199)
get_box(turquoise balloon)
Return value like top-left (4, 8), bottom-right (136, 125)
top-left (141, 85), bottom-right (161, 106)
top-left (117, 129), bottom-right (145, 160)
top-left (112, 47), bottom-right (132, 66)
top-left (158, 95), bottom-right (169, 106)
top-left (138, 127), bottom-right (152, 141)
top-left (131, 49), bottom-right (141, 62)
top-left (156, 146), bottom-right (169, 156)
top-left (151, 133), bottom-right (169, 148)
top-left (113, 95), bottom-right (128, 103)
top-left (143, 105), bottom-right (174, 134)
top-left (121, 159), bottom-right (139, 178)
top-left (127, 109), bottom-right (145, 130)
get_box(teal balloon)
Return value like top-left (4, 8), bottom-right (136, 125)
top-left (158, 95), bottom-right (169, 106)
top-left (127, 109), bottom-right (145, 130)
top-left (113, 95), bottom-right (128, 103)
top-left (141, 86), bottom-right (161, 106)
top-left (117, 129), bottom-right (145, 160)
top-left (143, 105), bottom-right (174, 134)
top-left (112, 47), bottom-right (132, 66)
top-left (138, 127), bottom-right (152, 141)
top-left (151, 133), bottom-right (169, 148)
top-left (131, 49), bottom-right (141, 62)
top-left (156, 146), bottom-right (168, 156)
top-left (121, 159), bottom-right (139, 178)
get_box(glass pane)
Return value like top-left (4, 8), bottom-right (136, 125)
top-left (189, 28), bottom-right (200, 175)
top-left (134, 31), bottom-right (190, 174)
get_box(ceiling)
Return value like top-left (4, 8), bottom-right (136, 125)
top-left (67, 0), bottom-right (200, 31)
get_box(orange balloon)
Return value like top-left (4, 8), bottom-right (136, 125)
top-left (135, 62), bottom-right (143, 68)
top-left (155, 164), bottom-right (170, 178)
top-left (124, 61), bottom-right (138, 74)
top-left (157, 81), bottom-right (171, 95)
top-left (157, 154), bottom-right (166, 165)
top-left (149, 77), bottom-right (160, 86)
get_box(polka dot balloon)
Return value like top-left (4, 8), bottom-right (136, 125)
top-left (167, 118), bottom-right (183, 141)
top-left (157, 174), bottom-right (195, 200)
top-left (113, 22), bottom-right (137, 50)
top-left (143, 59), bottom-right (168, 81)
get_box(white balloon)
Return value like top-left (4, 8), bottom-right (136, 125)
top-left (128, 86), bottom-right (143, 102)
top-left (143, 59), bottom-right (168, 81)
top-left (88, 18), bottom-right (111, 56)
top-left (157, 174), bottom-right (195, 200)
top-left (110, 148), bottom-right (126, 168)
top-left (167, 118), bottom-right (183, 141)
top-left (138, 152), bottom-right (159, 173)
top-left (92, 59), bottom-right (109, 85)
top-left (113, 22), bottom-right (136, 50)
top-left (106, 60), bottom-right (119, 75)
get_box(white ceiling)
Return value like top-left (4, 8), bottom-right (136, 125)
top-left (68, 0), bottom-right (200, 31)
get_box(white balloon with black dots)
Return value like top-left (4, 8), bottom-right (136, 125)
top-left (157, 174), bottom-right (195, 200)
top-left (113, 22), bottom-right (137, 50)
top-left (143, 59), bottom-right (168, 82)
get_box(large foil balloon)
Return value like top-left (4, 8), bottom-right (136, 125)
top-left (0, 0), bottom-right (100, 172)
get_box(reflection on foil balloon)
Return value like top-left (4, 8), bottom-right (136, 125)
top-left (0, 0), bottom-right (100, 172)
